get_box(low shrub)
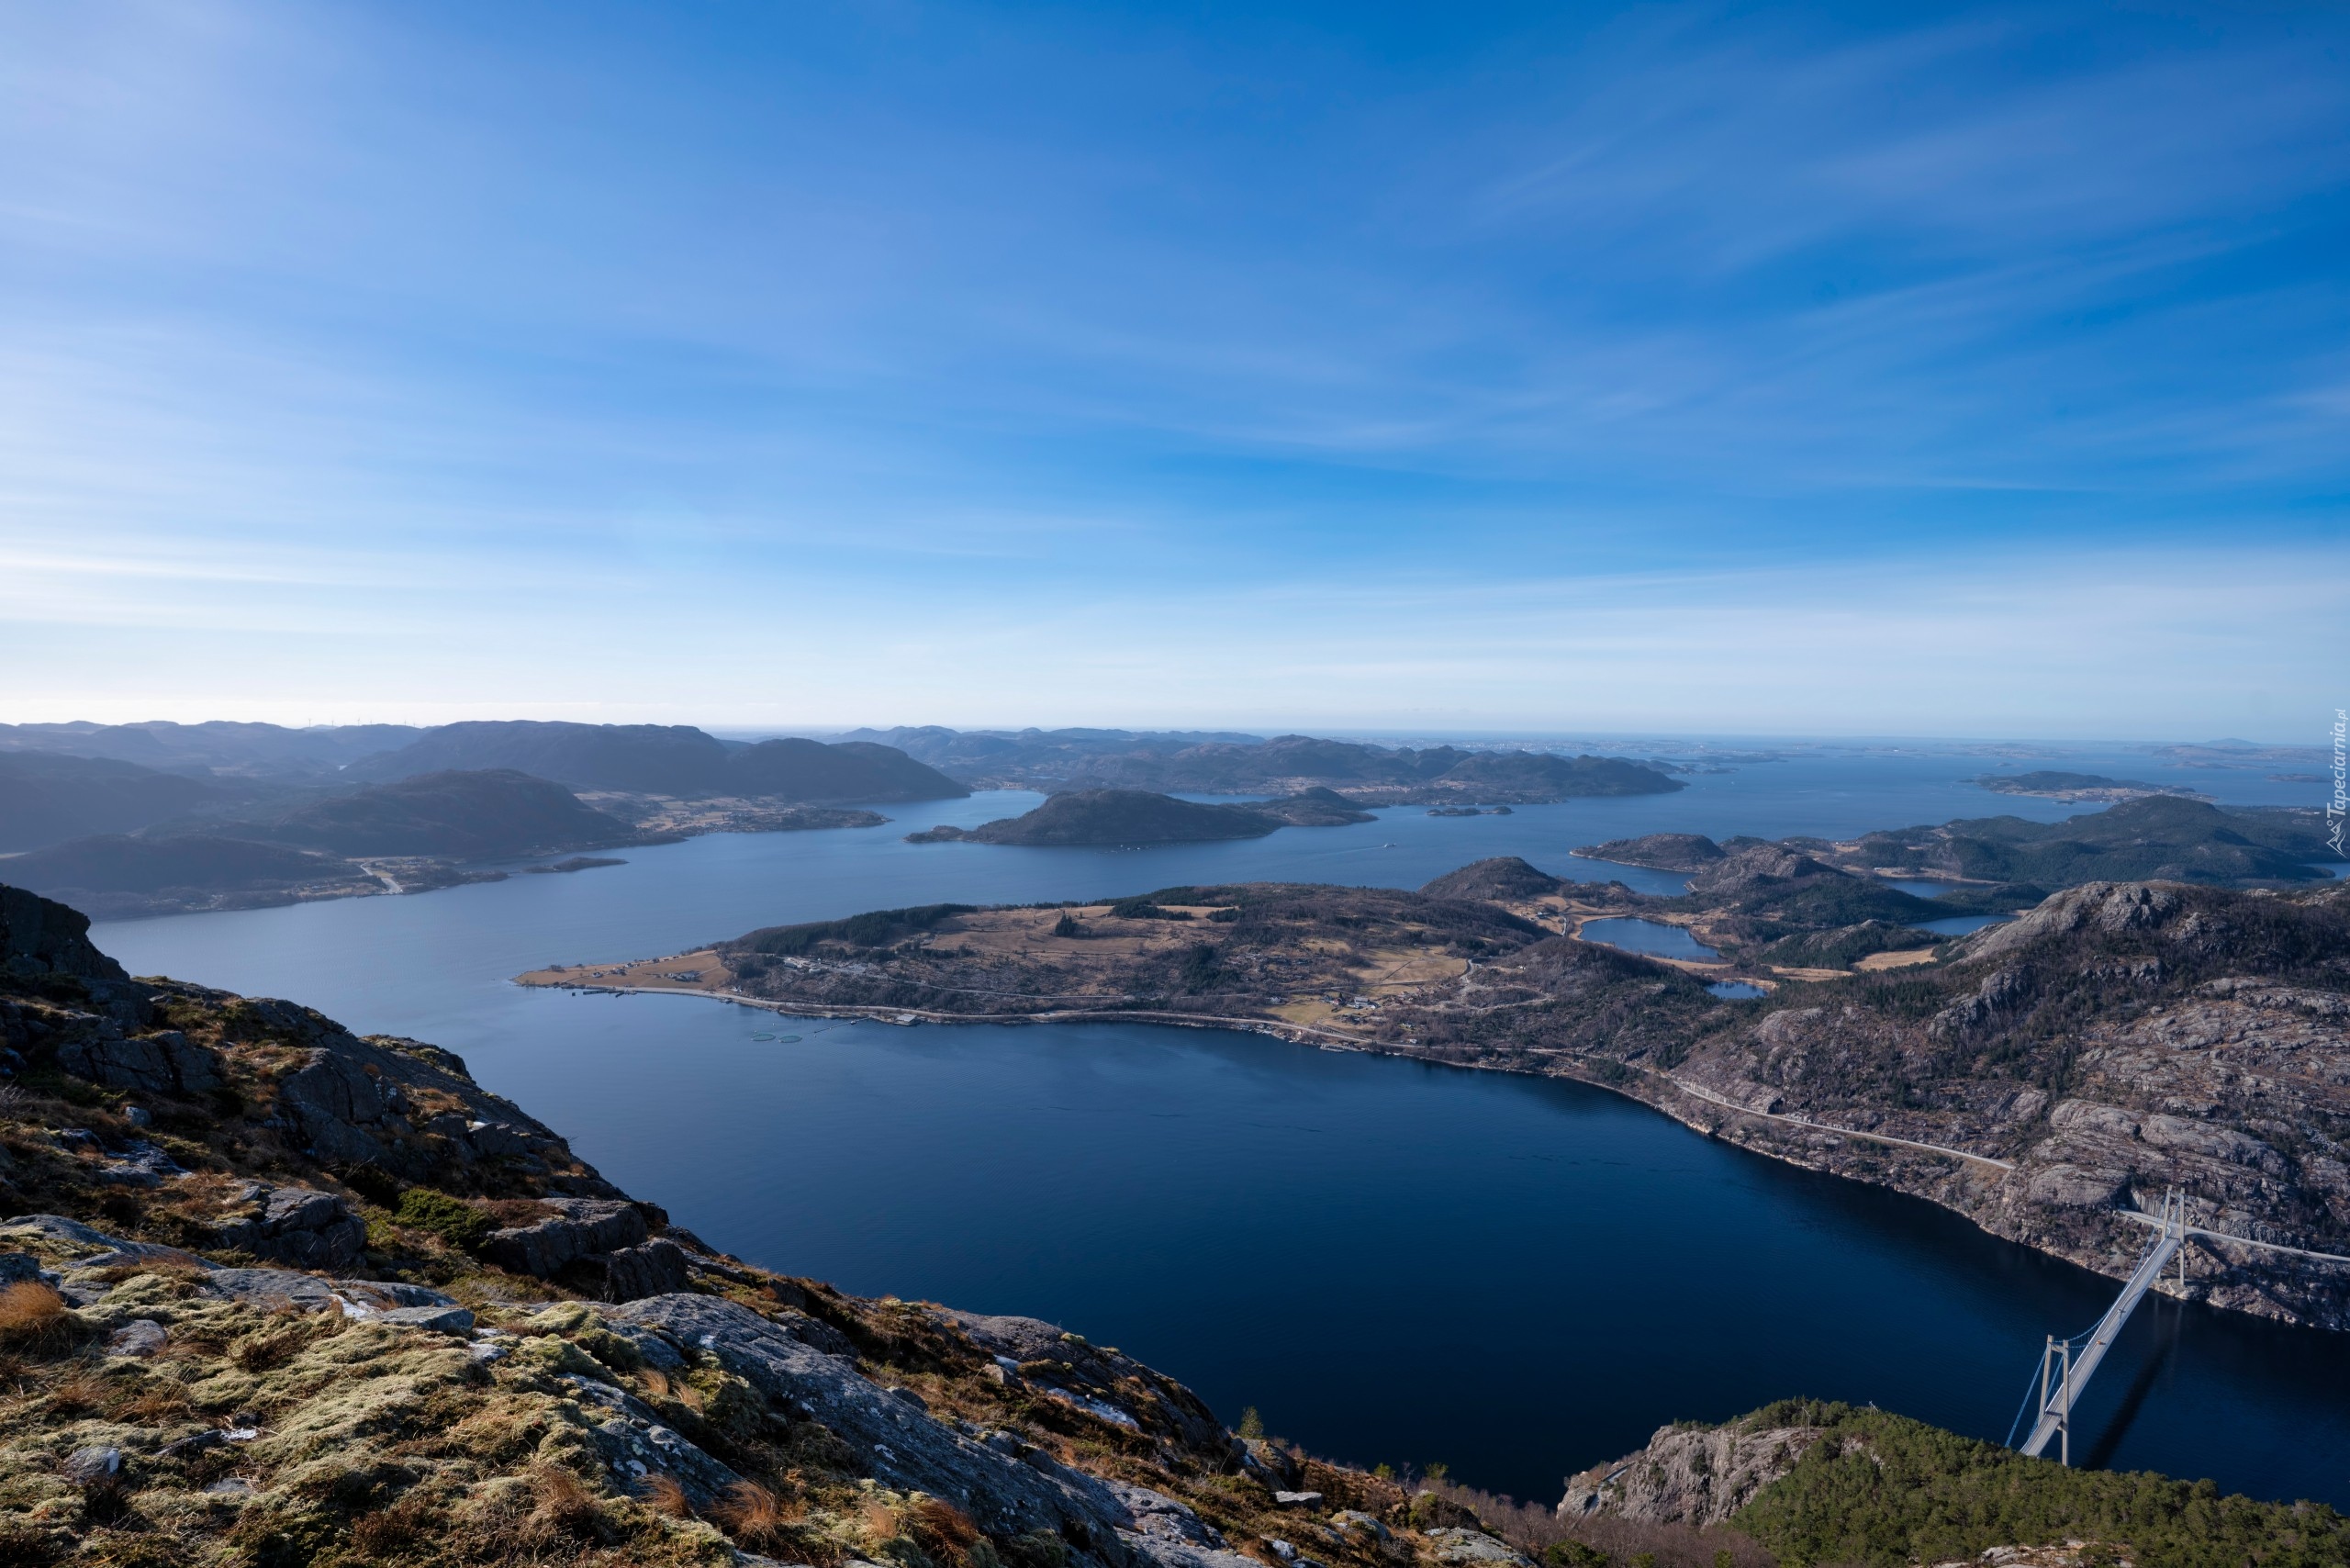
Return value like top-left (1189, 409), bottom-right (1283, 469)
top-left (393, 1187), bottom-right (492, 1249)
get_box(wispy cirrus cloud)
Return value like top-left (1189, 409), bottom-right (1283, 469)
top-left (0, 1), bottom-right (2343, 733)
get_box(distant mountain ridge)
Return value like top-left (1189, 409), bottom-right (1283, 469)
top-left (219, 768), bottom-right (644, 860)
top-left (0, 751), bottom-right (233, 852)
top-left (5, 770), bottom-right (655, 919)
top-left (0, 719), bottom-right (423, 778)
top-left (3, 834), bottom-right (374, 917)
top-left (346, 721), bottom-right (967, 802)
top-left (841, 725), bottom-right (1681, 802)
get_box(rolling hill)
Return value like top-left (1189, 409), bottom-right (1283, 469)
top-left (0, 751), bottom-right (229, 852)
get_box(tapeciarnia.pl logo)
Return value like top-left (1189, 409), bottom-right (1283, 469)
top-left (2329, 708), bottom-right (2346, 857)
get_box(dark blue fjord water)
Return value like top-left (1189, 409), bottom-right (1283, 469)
top-left (89, 750), bottom-right (2350, 1510)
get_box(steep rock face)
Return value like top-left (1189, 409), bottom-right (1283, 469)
top-left (1967, 881), bottom-right (2185, 958)
top-left (1560, 1422), bottom-right (1824, 1527)
top-left (482, 1197), bottom-right (648, 1276)
top-left (0, 884), bottom-right (129, 985)
top-left (220, 997), bottom-right (618, 1193)
top-left (477, 1198), bottom-right (691, 1299)
top-left (1657, 880), bottom-right (2350, 1328)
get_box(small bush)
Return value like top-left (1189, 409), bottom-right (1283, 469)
top-left (1000, 1529), bottom-right (1070, 1568)
top-left (393, 1187), bottom-right (492, 1249)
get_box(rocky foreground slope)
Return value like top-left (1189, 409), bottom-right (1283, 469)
top-left (3, 882), bottom-right (2345, 1567)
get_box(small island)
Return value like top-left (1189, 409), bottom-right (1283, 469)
top-left (905, 787), bottom-right (1372, 846)
top-left (1970, 769), bottom-right (2202, 802)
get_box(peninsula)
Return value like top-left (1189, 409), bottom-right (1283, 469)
top-left (531, 810), bottom-right (2350, 1336)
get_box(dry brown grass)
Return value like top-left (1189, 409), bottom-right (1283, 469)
top-left (634, 1473), bottom-right (694, 1519)
top-left (908, 1495), bottom-right (982, 1566)
top-left (348, 1495), bottom-right (436, 1556)
top-left (228, 1310), bottom-right (342, 1372)
top-left (714, 1479), bottom-right (803, 1549)
top-left (0, 1282), bottom-right (78, 1352)
top-left (41, 1361), bottom-right (111, 1417)
top-left (856, 1493), bottom-right (902, 1546)
top-left (525, 1462), bottom-right (608, 1541)
top-left (116, 1382), bottom-right (196, 1425)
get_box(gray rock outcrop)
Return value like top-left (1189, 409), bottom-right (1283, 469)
top-left (481, 1197), bottom-right (647, 1277)
top-left (53, 1027), bottom-right (223, 1098)
top-left (210, 1182), bottom-right (368, 1271)
top-left (604, 1293), bottom-right (1253, 1568)
top-left (1560, 1419), bottom-right (1825, 1526)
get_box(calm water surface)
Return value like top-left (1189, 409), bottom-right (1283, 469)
top-left (93, 751), bottom-right (2350, 1507)
top-left (1579, 917), bottom-right (1722, 961)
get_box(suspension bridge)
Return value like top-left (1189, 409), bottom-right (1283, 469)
top-left (2008, 1191), bottom-right (2188, 1463)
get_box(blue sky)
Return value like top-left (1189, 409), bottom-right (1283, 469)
top-left (3, 1), bottom-right (2345, 738)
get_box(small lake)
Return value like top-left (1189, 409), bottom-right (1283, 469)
top-left (1577, 916), bottom-right (1722, 961)
top-left (1920, 913), bottom-right (2015, 937)
top-left (88, 748), bottom-right (2350, 1509)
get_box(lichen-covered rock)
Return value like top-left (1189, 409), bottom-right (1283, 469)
top-left (1423, 1528), bottom-right (1535, 1567)
top-left (1560, 1419), bottom-right (1825, 1526)
top-left (604, 1291), bottom-right (1246, 1568)
top-left (940, 1307), bottom-right (1238, 1465)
